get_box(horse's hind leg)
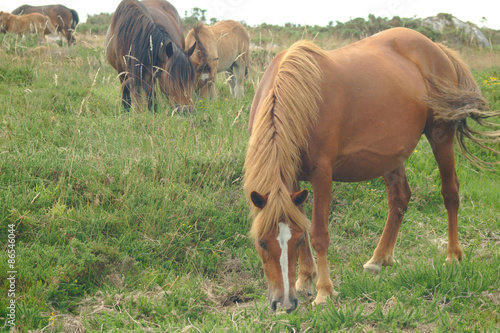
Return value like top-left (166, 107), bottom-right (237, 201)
top-left (232, 63), bottom-right (245, 99)
top-left (425, 124), bottom-right (462, 263)
top-left (224, 70), bottom-right (236, 97)
top-left (364, 163), bottom-right (411, 275)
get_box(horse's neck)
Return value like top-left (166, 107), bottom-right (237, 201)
top-left (5, 14), bottom-right (14, 27)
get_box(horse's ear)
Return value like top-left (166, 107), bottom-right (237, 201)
top-left (187, 41), bottom-right (196, 57)
top-left (291, 189), bottom-right (308, 206)
top-left (250, 191), bottom-right (268, 209)
top-left (165, 41), bottom-right (174, 58)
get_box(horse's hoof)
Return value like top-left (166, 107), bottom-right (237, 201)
top-left (363, 263), bottom-right (382, 276)
top-left (312, 289), bottom-right (338, 307)
top-left (312, 297), bottom-right (327, 307)
top-left (446, 248), bottom-right (463, 264)
top-left (445, 256), bottom-right (462, 264)
top-left (312, 300), bottom-right (326, 308)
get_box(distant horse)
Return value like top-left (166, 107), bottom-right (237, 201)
top-left (105, 0), bottom-right (196, 110)
top-left (185, 20), bottom-right (250, 99)
top-left (12, 4), bottom-right (79, 45)
top-left (244, 27), bottom-right (500, 313)
top-left (0, 11), bottom-right (56, 43)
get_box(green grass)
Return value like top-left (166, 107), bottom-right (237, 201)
top-left (0, 33), bottom-right (499, 332)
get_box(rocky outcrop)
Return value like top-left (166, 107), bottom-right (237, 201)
top-left (422, 14), bottom-right (490, 47)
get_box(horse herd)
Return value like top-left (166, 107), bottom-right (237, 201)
top-left (0, 4), bottom-right (78, 44)
top-left (3, 0), bottom-right (500, 314)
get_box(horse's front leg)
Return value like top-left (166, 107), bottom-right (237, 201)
top-left (364, 163), bottom-right (411, 274)
top-left (309, 167), bottom-right (338, 305)
top-left (121, 78), bottom-right (132, 110)
top-left (296, 232), bottom-right (317, 301)
top-left (209, 80), bottom-right (218, 99)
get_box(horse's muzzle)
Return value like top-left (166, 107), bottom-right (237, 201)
top-left (270, 297), bottom-right (298, 313)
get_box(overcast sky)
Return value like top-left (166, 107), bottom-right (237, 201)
top-left (2, 0), bottom-right (499, 30)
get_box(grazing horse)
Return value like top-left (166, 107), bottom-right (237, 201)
top-left (244, 27), bottom-right (499, 312)
top-left (12, 4), bottom-right (79, 45)
top-left (0, 11), bottom-right (56, 43)
top-left (185, 20), bottom-right (250, 99)
top-left (105, 0), bottom-right (196, 110)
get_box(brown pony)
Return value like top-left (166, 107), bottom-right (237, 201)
top-left (105, 0), bottom-right (196, 110)
top-left (185, 20), bottom-right (250, 99)
top-left (12, 4), bottom-right (79, 45)
top-left (0, 11), bottom-right (56, 43)
top-left (244, 27), bottom-right (500, 312)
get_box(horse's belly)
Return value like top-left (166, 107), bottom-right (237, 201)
top-left (331, 146), bottom-right (414, 182)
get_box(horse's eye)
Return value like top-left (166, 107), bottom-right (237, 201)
top-left (258, 239), bottom-right (267, 250)
top-left (297, 235), bottom-right (305, 247)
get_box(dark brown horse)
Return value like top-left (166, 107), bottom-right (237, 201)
top-left (12, 4), bottom-right (79, 45)
top-left (105, 0), bottom-right (196, 110)
top-left (244, 28), bottom-right (500, 312)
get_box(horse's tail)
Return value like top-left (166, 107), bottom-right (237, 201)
top-left (45, 16), bottom-right (57, 34)
top-left (70, 9), bottom-right (79, 29)
top-left (244, 40), bottom-right (326, 237)
top-left (426, 43), bottom-right (500, 168)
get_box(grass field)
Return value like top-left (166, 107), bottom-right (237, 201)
top-left (0, 31), bottom-right (499, 332)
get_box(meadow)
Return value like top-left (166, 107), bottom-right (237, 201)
top-left (0, 26), bottom-right (499, 332)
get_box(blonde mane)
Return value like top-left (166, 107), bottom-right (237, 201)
top-left (244, 41), bottom-right (327, 238)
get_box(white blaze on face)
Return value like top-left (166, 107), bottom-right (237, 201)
top-left (200, 73), bottom-right (210, 82)
top-left (277, 222), bottom-right (292, 305)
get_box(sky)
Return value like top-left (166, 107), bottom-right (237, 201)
top-left (2, 0), bottom-right (500, 30)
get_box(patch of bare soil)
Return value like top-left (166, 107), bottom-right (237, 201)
top-left (482, 290), bottom-right (500, 305)
top-left (201, 257), bottom-right (261, 313)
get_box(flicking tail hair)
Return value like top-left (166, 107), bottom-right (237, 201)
top-left (426, 44), bottom-right (500, 169)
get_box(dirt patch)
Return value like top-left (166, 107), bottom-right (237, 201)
top-left (200, 257), bottom-right (260, 312)
top-left (482, 290), bottom-right (500, 305)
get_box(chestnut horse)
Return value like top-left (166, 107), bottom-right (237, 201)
top-left (105, 0), bottom-right (196, 110)
top-left (0, 11), bottom-right (56, 43)
top-left (12, 4), bottom-right (79, 45)
top-left (244, 27), bottom-right (499, 312)
top-left (185, 20), bottom-right (249, 99)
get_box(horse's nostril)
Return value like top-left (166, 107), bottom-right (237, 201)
top-left (271, 300), bottom-right (279, 312)
top-left (286, 298), bottom-right (298, 313)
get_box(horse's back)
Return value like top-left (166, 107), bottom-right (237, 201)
top-left (12, 4), bottom-right (74, 35)
top-left (320, 28), bottom-right (460, 180)
top-left (211, 20), bottom-right (250, 71)
top-left (253, 28), bottom-right (458, 182)
top-left (142, 0), bottom-right (184, 48)
top-left (8, 12), bottom-right (49, 35)
top-left (12, 5), bottom-right (33, 15)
